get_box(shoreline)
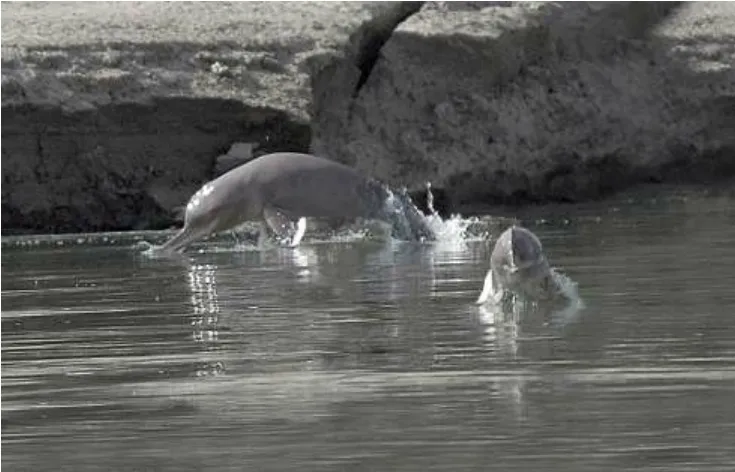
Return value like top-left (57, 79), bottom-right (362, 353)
top-left (2, 180), bottom-right (732, 238)
top-left (2, 2), bottom-right (733, 235)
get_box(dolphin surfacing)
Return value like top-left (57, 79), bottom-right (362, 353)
top-left (157, 152), bottom-right (434, 253)
top-left (476, 225), bottom-right (563, 305)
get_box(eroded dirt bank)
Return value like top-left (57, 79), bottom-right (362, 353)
top-left (2, 1), bottom-right (733, 234)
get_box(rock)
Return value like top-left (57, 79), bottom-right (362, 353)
top-left (227, 142), bottom-right (257, 161)
top-left (214, 142), bottom-right (257, 176)
top-left (1, 1), bottom-right (421, 234)
top-left (311, 2), bottom-right (735, 209)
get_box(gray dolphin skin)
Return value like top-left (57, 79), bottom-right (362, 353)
top-left (476, 225), bottom-right (561, 305)
top-left (157, 152), bottom-right (434, 253)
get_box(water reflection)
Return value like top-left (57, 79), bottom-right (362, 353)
top-left (188, 263), bottom-right (223, 378)
top-left (4, 186), bottom-right (735, 471)
top-left (476, 303), bottom-right (520, 358)
top-left (287, 246), bottom-right (319, 282)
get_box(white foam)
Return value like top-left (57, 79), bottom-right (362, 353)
top-left (417, 182), bottom-right (488, 246)
top-left (547, 268), bottom-right (585, 326)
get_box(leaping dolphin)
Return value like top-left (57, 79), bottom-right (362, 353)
top-left (157, 152), bottom-right (434, 253)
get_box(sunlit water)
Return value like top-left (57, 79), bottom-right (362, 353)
top-left (2, 186), bottom-right (735, 471)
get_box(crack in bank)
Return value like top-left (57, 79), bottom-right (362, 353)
top-left (351, 2), bottom-right (424, 99)
top-left (34, 132), bottom-right (48, 184)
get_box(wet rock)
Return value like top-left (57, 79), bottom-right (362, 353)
top-left (311, 2), bottom-right (735, 210)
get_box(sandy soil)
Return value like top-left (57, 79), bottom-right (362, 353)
top-left (1, 1), bottom-right (387, 118)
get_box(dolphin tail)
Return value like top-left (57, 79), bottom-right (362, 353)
top-left (372, 182), bottom-right (435, 242)
top-left (406, 203), bottom-right (436, 241)
top-left (395, 189), bottom-right (436, 242)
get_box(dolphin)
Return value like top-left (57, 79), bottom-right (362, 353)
top-left (157, 152), bottom-right (434, 253)
top-left (476, 225), bottom-right (564, 305)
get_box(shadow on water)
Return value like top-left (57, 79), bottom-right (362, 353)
top-left (2, 186), bottom-right (735, 471)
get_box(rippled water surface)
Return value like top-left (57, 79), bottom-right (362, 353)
top-left (3, 187), bottom-right (735, 471)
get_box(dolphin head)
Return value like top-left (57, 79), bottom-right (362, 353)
top-left (489, 225), bottom-right (559, 301)
top-left (508, 227), bottom-right (562, 300)
top-left (508, 226), bottom-right (545, 272)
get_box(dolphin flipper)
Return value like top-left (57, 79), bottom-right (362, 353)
top-left (476, 269), bottom-right (494, 305)
top-left (476, 269), bottom-right (505, 305)
top-left (263, 206), bottom-right (307, 247)
top-left (290, 217), bottom-right (307, 247)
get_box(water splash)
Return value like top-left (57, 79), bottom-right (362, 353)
top-left (135, 240), bottom-right (159, 257)
top-left (476, 266), bottom-right (584, 332)
top-left (313, 220), bottom-right (393, 244)
top-left (415, 182), bottom-right (489, 245)
top-left (547, 268), bottom-right (585, 327)
top-left (551, 269), bottom-right (580, 304)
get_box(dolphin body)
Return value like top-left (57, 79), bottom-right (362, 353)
top-left (157, 152), bottom-right (434, 253)
top-left (476, 225), bottom-right (563, 305)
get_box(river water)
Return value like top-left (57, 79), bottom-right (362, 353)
top-left (2, 185), bottom-right (735, 471)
